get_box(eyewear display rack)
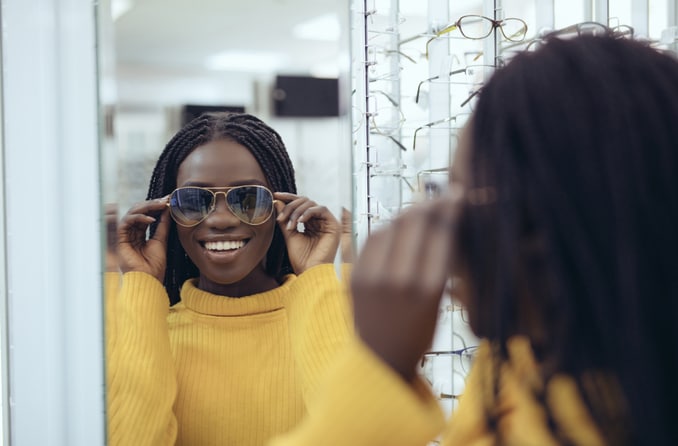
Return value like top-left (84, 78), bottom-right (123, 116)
top-left (350, 0), bottom-right (503, 421)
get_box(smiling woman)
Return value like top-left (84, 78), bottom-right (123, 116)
top-left (107, 112), bottom-right (353, 445)
top-left (99, 0), bottom-right (353, 444)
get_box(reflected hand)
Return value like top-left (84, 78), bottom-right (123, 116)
top-left (351, 198), bottom-right (456, 382)
top-left (274, 192), bottom-right (341, 274)
top-left (105, 203), bottom-right (120, 272)
top-left (340, 207), bottom-right (355, 263)
top-left (117, 197), bottom-right (171, 282)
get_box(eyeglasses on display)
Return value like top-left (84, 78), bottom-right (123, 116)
top-left (415, 65), bottom-right (493, 104)
top-left (420, 345), bottom-right (479, 374)
top-left (426, 15), bottom-right (528, 58)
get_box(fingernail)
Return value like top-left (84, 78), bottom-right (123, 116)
top-left (287, 220), bottom-right (294, 230)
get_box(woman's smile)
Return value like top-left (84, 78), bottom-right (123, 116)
top-left (175, 139), bottom-right (277, 294)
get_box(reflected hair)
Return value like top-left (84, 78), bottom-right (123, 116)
top-left (458, 35), bottom-right (678, 444)
top-left (146, 112), bottom-right (297, 305)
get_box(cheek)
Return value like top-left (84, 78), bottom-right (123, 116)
top-left (256, 221), bottom-right (277, 251)
top-left (176, 226), bottom-right (191, 248)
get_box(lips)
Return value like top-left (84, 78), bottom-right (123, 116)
top-left (203, 239), bottom-right (247, 251)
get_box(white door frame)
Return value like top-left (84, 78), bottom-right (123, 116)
top-left (0, 0), bottom-right (105, 444)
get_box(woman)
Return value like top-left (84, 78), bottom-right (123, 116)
top-left (106, 112), bottom-right (352, 445)
top-left (271, 34), bottom-right (678, 445)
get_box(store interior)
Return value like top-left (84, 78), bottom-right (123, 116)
top-left (0, 0), bottom-right (676, 443)
top-left (102, 0), bottom-right (678, 433)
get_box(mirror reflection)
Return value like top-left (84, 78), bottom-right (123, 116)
top-left (99, 0), bottom-right (678, 444)
top-left (100, 0), bottom-right (352, 444)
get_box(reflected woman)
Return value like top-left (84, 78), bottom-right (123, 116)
top-left (106, 112), bottom-right (352, 445)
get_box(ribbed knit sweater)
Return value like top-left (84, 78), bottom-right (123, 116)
top-left (106, 263), bottom-right (352, 446)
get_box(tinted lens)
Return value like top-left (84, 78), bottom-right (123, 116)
top-left (169, 187), bottom-right (214, 226)
top-left (226, 186), bottom-right (274, 225)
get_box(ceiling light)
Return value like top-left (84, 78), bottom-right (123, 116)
top-left (293, 13), bottom-right (340, 41)
top-left (205, 51), bottom-right (288, 73)
top-left (111, 0), bottom-right (134, 21)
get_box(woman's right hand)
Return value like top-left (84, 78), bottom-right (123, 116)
top-left (117, 197), bottom-right (171, 282)
top-left (351, 197), bottom-right (456, 382)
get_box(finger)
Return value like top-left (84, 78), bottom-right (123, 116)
top-left (295, 204), bottom-right (337, 229)
top-left (125, 197), bottom-right (169, 217)
top-left (352, 225), bottom-right (395, 289)
top-left (273, 192), bottom-right (299, 209)
top-left (275, 195), bottom-right (308, 223)
top-left (117, 213), bottom-right (154, 245)
top-left (341, 207), bottom-right (352, 232)
top-left (287, 200), bottom-right (316, 228)
top-left (273, 191), bottom-right (299, 201)
top-left (276, 197), bottom-right (316, 230)
top-left (117, 198), bottom-right (168, 244)
top-left (387, 204), bottom-right (434, 284)
top-left (416, 200), bottom-right (456, 297)
top-left (149, 205), bottom-right (171, 246)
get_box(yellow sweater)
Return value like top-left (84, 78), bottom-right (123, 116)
top-left (106, 263), bottom-right (352, 446)
top-left (270, 337), bottom-right (609, 446)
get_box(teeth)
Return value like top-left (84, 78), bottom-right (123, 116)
top-left (204, 240), bottom-right (246, 251)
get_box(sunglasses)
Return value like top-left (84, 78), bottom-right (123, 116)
top-left (168, 185), bottom-right (277, 227)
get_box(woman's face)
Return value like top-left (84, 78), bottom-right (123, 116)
top-left (175, 139), bottom-right (276, 294)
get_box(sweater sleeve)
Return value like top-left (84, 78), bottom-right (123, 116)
top-left (268, 338), bottom-right (445, 446)
top-left (106, 271), bottom-right (178, 446)
top-left (284, 263), bottom-right (354, 406)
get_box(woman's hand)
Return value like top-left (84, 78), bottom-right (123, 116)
top-left (340, 207), bottom-right (355, 263)
top-left (105, 203), bottom-right (120, 272)
top-left (117, 197), bottom-right (171, 282)
top-left (274, 192), bottom-right (341, 274)
top-left (351, 198), bottom-right (456, 382)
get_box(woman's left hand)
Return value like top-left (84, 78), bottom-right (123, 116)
top-left (274, 192), bottom-right (341, 274)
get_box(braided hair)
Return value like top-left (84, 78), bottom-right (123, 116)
top-left (458, 35), bottom-right (678, 444)
top-left (147, 112), bottom-right (297, 305)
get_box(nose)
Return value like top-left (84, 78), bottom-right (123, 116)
top-left (203, 191), bottom-right (241, 227)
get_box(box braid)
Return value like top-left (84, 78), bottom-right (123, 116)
top-left (146, 112), bottom-right (297, 305)
top-left (460, 35), bottom-right (678, 445)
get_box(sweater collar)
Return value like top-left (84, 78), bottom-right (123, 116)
top-left (179, 274), bottom-right (296, 316)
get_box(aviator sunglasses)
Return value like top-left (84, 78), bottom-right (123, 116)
top-left (168, 185), bottom-right (277, 227)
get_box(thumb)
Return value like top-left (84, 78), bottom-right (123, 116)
top-left (150, 199), bottom-right (171, 245)
top-left (275, 201), bottom-right (292, 238)
top-left (274, 199), bottom-right (285, 216)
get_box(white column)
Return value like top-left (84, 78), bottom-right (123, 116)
top-left (594, 0), bottom-right (610, 23)
top-left (1, 0), bottom-right (105, 444)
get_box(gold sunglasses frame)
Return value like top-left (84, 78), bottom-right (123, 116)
top-left (167, 185), bottom-right (279, 227)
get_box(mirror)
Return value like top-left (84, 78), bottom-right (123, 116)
top-left (98, 0), bottom-right (352, 443)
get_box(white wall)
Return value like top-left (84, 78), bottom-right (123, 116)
top-left (1, 0), bottom-right (105, 444)
top-left (107, 68), bottom-right (352, 233)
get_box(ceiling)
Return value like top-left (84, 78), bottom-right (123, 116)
top-left (111, 0), bottom-right (350, 76)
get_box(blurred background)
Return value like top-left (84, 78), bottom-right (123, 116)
top-left (99, 0), bottom-right (353, 220)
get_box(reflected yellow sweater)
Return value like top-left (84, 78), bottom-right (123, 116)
top-left (106, 264), bottom-right (352, 446)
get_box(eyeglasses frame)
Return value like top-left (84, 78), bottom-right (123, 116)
top-left (168, 185), bottom-right (278, 227)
